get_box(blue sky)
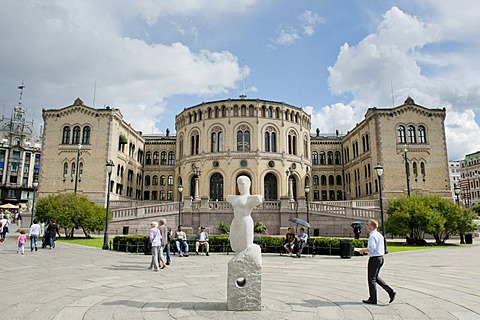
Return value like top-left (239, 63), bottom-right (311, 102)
top-left (0, 0), bottom-right (479, 160)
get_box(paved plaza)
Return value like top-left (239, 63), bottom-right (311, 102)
top-left (2, 233), bottom-right (480, 320)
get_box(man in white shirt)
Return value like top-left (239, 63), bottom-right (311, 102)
top-left (195, 226), bottom-right (209, 256)
top-left (29, 219), bottom-right (42, 251)
top-left (359, 219), bottom-right (396, 305)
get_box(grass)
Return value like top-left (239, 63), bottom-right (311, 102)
top-left (386, 241), bottom-right (459, 253)
top-left (56, 237), bottom-right (104, 248)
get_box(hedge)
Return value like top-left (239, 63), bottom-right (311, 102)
top-left (112, 235), bottom-right (368, 255)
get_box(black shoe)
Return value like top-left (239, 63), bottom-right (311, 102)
top-left (35, 247), bottom-right (38, 251)
top-left (389, 291), bottom-right (396, 303)
top-left (196, 251), bottom-right (199, 255)
top-left (166, 262), bottom-right (170, 265)
top-left (206, 252), bottom-right (209, 256)
top-left (362, 299), bottom-right (377, 305)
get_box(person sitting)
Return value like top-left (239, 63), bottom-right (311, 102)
top-left (174, 225), bottom-right (189, 257)
top-left (195, 226), bottom-right (210, 256)
top-left (296, 227), bottom-right (308, 258)
top-left (283, 227), bottom-right (296, 257)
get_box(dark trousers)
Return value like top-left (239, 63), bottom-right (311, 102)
top-left (368, 256), bottom-right (393, 302)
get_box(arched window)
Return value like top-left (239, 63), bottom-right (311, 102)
top-left (420, 162), bottom-right (426, 176)
top-left (336, 175), bottom-right (342, 185)
top-left (168, 151), bottom-right (175, 165)
top-left (329, 175), bottom-right (334, 185)
top-left (304, 137), bottom-right (308, 158)
top-left (168, 175), bottom-right (174, 186)
top-left (261, 106), bottom-right (266, 117)
top-left (160, 151), bottom-right (167, 165)
top-left (82, 126), bottom-right (91, 144)
top-left (153, 152), bottom-right (159, 165)
top-left (288, 130), bottom-right (297, 155)
top-left (146, 152), bottom-right (152, 165)
top-left (62, 127), bottom-right (70, 144)
top-left (321, 175), bottom-right (327, 186)
top-left (79, 162), bottom-right (83, 177)
top-left (249, 105), bottom-right (255, 116)
top-left (152, 175), bottom-right (158, 185)
top-left (337, 190), bottom-right (343, 200)
top-left (313, 175), bottom-right (319, 185)
top-left (215, 107), bottom-right (219, 118)
top-left (63, 162), bottom-right (68, 177)
top-left (145, 175), bottom-right (150, 186)
top-left (418, 125), bottom-right (427, 143)
top-left (362, 136), bottom-right (366, 153)
top-left (365, 134), bottom-right (370, 151)
top-left (71, 162), bottom-right (75, 177)
top-left (241, 105), bottom-right (246, 116)
top-left (72, 126), bottom-right (81, 144)
top-left (335, 151), bottom-right (341, 165)
top-left (160, 175), bottom-right (166, 186)
top-left (327, 151), bottom-right (333, 165)
top-left (237, 126), bottom-right (250, 151)
top-left (233, 105), bottom-right (239, 116)
top-left (207, 108), bottom-right (212, 118)
top-left (179, 136), bottom-right (184, 159)
top-left (312, 151), bottom-right (319, 165)
top-left (191, 130), bottom-right (200, 155)
top-left (397, 125), bottom-right (406, 144)
top-left (413, 162), bottom-right (418, 178)
top-left (264, 127), bottom-right (276, 152)
top-left (211, 127), bottom-right (223, 152)
top-left (320, 152), bottom-right (326, 165)
top-left (267, 107), bottom-right (273, 118)
top-left (407, 125), bottom-right (416, 143)
top-left (222, 106), bottom-right (227, 117)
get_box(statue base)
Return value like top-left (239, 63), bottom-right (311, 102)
top-left (227, 244), bottom-right (262, 311)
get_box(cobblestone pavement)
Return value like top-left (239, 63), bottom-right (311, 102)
top-left (2, 233), bottom-right (480, 320)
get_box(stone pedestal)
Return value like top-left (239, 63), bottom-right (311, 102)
top-left (227, 244), bottom-right (262, 311)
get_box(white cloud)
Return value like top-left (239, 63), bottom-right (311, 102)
top-left (327, 6), bottom-right (480, 160)
top-left (0, 0), bottom-right (246, 133)
top-left (444, 107), bottom-right (480, 161)
top-left (271, 25), bottom-right (301, 47)
top-left (305, 103), bottom-right (357, 136)
top-left (300, 10), bottom-right (325, 36)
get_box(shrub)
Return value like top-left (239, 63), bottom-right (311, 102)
top-left (112, 235), bottom-right (147, 253)
top-left (254, 221), bottom-right (267, 234)
top-left (218, 222), bottom-right (230, 234)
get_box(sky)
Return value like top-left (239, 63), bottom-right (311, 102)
top-left (1, 0), bottom-right (480, 161)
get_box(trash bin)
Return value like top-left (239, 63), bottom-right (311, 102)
top-left (465, 233), bottom-right (473, 244)
top-left (122, 226), bottom-right (129, 235)
top-left (144, 236), bottom-right (151, 255)
top-left (339, 240), bottom-right (352, 259)
top-left (314, 228), bottom-right (320, 237)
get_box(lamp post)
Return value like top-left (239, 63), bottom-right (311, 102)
top-left (30, 180), bottom-right (39, 226)
top-left (403, 145), bottom-right (411, 197)
top-left (102, 160), bottom-right (115, 250)
top-left (74, 144), bottom-right (82, 193)
top-left (454, 184), bottom-right (461, 205)
top-left (453, 184), bottom-right (465, 244)
top-left (304, 185), bottom-right (310, 236)
top-left (177, 184), bottom-right (184, 225)
top-left (374, 164), bottom-right (387, 253)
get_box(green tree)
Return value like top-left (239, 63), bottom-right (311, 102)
top-left (36, 193), bottom-right (109, 238)
top-left (386, 195), bottom-right (477, 244)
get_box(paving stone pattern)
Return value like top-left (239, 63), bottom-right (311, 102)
top-left (2, 234), bottom-right (480, 319)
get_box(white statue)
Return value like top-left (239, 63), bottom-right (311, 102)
top-left (227, 176), bottom-right (263, 252)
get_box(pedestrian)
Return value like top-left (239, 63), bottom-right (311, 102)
top-left (17, 230), bottom-right (27, 254)
top-left (29, 219), bottom-right (42, 252)
top-left (16, 212), bottom-right (22, 226)
top-left (46, 219), bottom-right (60, 249)
top-left (158, 218), bottom-right (171, 266)
top-left (358, 219), bottom-right (396, 305)
top-left (148, 222), bottom-right (163, 271)
top-left (1, 214), bottom-right (9, 240)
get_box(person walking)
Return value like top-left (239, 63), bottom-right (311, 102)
top-left (359, 219), bottom-right (396, 305)
top-left (17, 230), bottom-right (27, 254)
top-left (1, 214), bottom-right (9, 240)
top-left (158, 218), bottom-right (171, 266)
top-left (148, 222), bottom-right (163, 271)
top-left (29, 219), bottom-right (42, 252)
top-left (46, 220), bottom-right (60, 249)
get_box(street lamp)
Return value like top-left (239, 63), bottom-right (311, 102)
top-left (177, 184), bottom-right (184, 225)
top-left (30, 180), bottom-right (39, 226)
top-left (74, 144), bottom-right (82, 193)
top-left (374, 164), bottom-right (388, 253)
top-left (304, 185), bottom-right (310, 236)
top-left (102, 160), bottom-right (115, 250)
top-left (454, 184), bottom-right (461, 205)
top-left (403, 145), bottom-right (411, 197)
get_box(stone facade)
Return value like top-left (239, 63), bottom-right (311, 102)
top-left (40, 98), bottom-right (145, 203)
top-left (39, 97), bottom-right (451, 216)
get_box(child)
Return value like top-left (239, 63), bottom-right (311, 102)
top-left (17, 230), bottom-right (27, 254)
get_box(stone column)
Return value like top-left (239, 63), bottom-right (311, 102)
top-left (288, 177), bottom-right (294, 201)
top-left (194, 177), bottom-right (200, 201)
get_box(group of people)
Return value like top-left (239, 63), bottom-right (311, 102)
top-left (283, 227), bottom-right (308, 258)
top-left (148, 220), bottom-right (210, 271)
